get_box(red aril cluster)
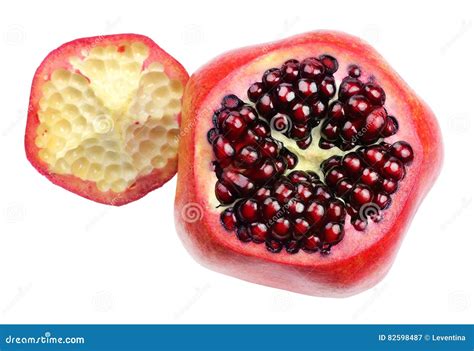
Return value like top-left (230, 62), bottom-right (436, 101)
top-left (207, 55), bottom-right (414, 255)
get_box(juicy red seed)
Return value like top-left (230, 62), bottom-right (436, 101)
top-left (222, 113), bottom-right (246, 140)
top-left (285, 240), bottom-right (301, 254)
top-left (319, 139), bottom-right (335, 150)
top-left (351, 183), bottom-right (374, 207)
top-left (263, 68), bottom-right (282, 88)
top-left (248, 82), bottom-right (265, 103)
top-left (260, 138), bottom-right (279, 158)
top-left (237, 198), bottom-right (259, 223)
top-left (321, 156), bottom-right (342, 173)
top-left (287, 199), bottom-right (306, 218)
top-left (296, 79), bottom-right (318, 98)
top-left (305, 201), bottom-right (325, 225)
top-left (275, 83), bottom-right (297, 107)
top-left (328, 101), bottom-right (345, 121)
top-left (222, 94), bottom-right (243, 109)
top-left (362, 146), bottom-right (386, 166)
top-left (301, 58), bottom-right (325, 81)
top-left (341, 119), bottom-right (363, 142)
top-left (382, 157), bottom-right (405, 180)
top-left (220, 208), bottom-right (237, 231)
top-left (390, 141), bottom-right (414, 164)
top-left (364, 82), bottom-right (386, 105)
top-left (246, 159), bottom-right (277, 182)
top-left (335, 178), bottom-right (353, 197)
top-left (296, 182), bottom-right (314, 202)
top-left (213, 136), bottom-right (235, 161)
top-left (238, 105), bottom-right (258, 124)
top-left (313, 185), bottom-right (333, 204)
top-left (266, 239), bottom-right (283, 253)
top-left (318, 54), bottom-right (339, 74)
top-left (348, 64), bottom-right (361, 78)
top-left (346, 204), bottom-right (359, 217)
top-left (382, 178), bottom-right (398, 194)
top-left (352, 217), bottom-right (367, 231)
top-left (288, 170), bottom-right (311, 183)
top-left (248, 222), bottom-right (269, 243)
top-left (345, 94), bottom-right (371, 117)
top-left (302, 235), bottom-right (321, 252)
top-left (290, 124), bottom-right (310, 141)
top-left (322, 222), bottom-right (344, 245)
top-left (235, 146), bottom-right (259, 167)
top-left (214, 109), bottom-right (230, 129)
top-left (307, 171), bottom-right (320, 181)
top-left (261, 197), bottom-right (282, 221)
top-left (293, 217), bottom-right (310, 238)
top-left (360, 168), bottom-right (380, 187)
top-left (297, 135), bottom-right (312, 150)
top-left (319, 76), bottom-right (336, 100)
top-left (363, 107), bottom-right (387, 139)
top-left (256, 93), bottom-right (276, 119)
top-left (342, 152), bottom-right (363, 177)
top-left (309, 99), bottom-right (327, 119)
top-left (339, 77), bottom-right (363, 101)
top-left (281, 59), bottom-right (300, 83)
top-left (274, 156), bottom-right (287, 175)
top-left (281, 149), bottom-right (298, 169)
top-left (381, 116), bottom-right (399, 137)
top-left (326, 199), bottom-right (346, 222)
top-left (222, 170), bottom-right (255, 196)
top-left (273, 180), bottom-right (295, 204)
top-left (321, 120), bottom-right (339, 141)
top-left (252, 120), bottom-right (271, 137)
top-left (325, 166), bottom-right (347, 187)
top-left (236, 226), bottom-right (252, 242)
top-left (374, 192), bottom-right (391, 210)
top-left (215, 181), bottom-right (235, 204)
top-left (207, 128), bottom-right (218, 144)
top-left (291, 103), bottom-right (311, 124)
top-left (271, 217), bottom-right (292, 240)
top-left (254, 186), bottom-right (271, 201)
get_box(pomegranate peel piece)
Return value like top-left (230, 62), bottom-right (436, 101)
top-left (25, 34), bottom-right (188, 205)
top-left (175, 31), bottom-right (443, 297)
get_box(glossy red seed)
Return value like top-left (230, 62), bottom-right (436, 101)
top-left (247, 82), bottom-right (264, 102)
top-left (360, 168), bottom-right (380, 187)
top-left (287, 199), bottom-right (306, 218)
top-left (326, 199), bottom-right (346, 222)
top-left (338, 77), bottom-right (363, 101)
top-left (319, 76), bottom-right (336, 100)
top-left (342, 152), bottom-right (363, 177)
top-left (212, 136), bottom-right (235, 161)
top-left (291, 102), bottom-right (311, 124)
top-left (351, 183), bottom-right (374, 207)
top-left (296, 79), bottom-right (318, 98)
top-left (293, 217), bottom-right (311, 239)
top-left (382, 157), bottom-right (405, 180)
top-left (256, 93), bottom-right (276, 119)
top-left (248, 222), bottom-right (269, 243)
top-left (235, 146), bottom-right (259, 167)
top-left (271, 217), bottom-right (292, 240)
top-left (281, 59), bottom-right (300, 83)
top-left (262, 68), bottom-right (282, 88)
top-left (261, 197), bottom-right (282, 222)
top-left (345, 94), bottom-right (371, 117)
top-left (220, 208), bottom-right (237, 231)
top-left (381, 116), bottom-right (399, 137)
top-left (305, 201), bottom-right (325, 225)
top-left (302, 235), bottom-right (321, 252)
top-left (325, 166), bottom-right (347, 187)
top-left (296, 182), bottom-right (314, 202)
top-left (390, 141), bottom-right (414, 164)
top-left (273, 180), bottom-right (295, 204)
top-left (382, 178), bottom-right (398, 194)
top-left (364, 82), bottom-right (386, 105)
top-left (215, 181), bottom-right (235, 204)
top-left (237, 198), bottom-right (259, 223)
top-left (318, 54), bottom-right (339, 74)
top-left (300, 58), bottom-right (325, 81)
top-left (266, 238), bottom-right (283, 253)
top-left (275, 83), bottom-right (296, 107)
top-left (236, 226), bottom-right (252, 242)
top-left (322, 222), bottom-right (344, 244)
top-left (348, 64), bottom-right (361, 78)
top-left (221, 94), bottom-right (243, 109)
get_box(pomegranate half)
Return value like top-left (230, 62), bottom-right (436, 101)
top-left (175, 31), bottom-right (443, 297)
top-left (25, 34), bottom-right (188, 205)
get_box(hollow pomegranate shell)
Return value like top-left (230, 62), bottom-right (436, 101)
top-left (175, 31), bottom-right (443, 297)
top-left (25, 34), bottom-right (189, 205)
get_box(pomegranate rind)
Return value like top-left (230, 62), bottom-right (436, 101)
top-left (175, 31), bottom-right (443, 297)
top-left (25, 34), bottom-right (189, 205)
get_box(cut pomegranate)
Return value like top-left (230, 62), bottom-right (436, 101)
top-left (25, 34), bottom-right (188, 205)
top-left (175, 31), bottom-right (443, 297)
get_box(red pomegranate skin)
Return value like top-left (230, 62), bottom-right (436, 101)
top-left (175, 31), bottom-right (443, 297)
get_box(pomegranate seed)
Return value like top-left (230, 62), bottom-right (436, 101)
top-left (222, 113), bottom-right (246, 140)
top-left (339, 77), bottom-right (363, 101)
top-left (348, 64), bottom-right (361, 78)
top-left (318, 138), bottom-right (335, 150)
top-left (335, 178), bottom-right (353, 197)
top-left (345, 94), bottom-right (371, 118)
top-left (328, 101), bottom-right (345, 121)
top-left (342, 152), bottom-right (363, 177)
top-left (325, 166), bottom-right (347, 187)
top-left (238, 105), bottom-right (258, 124)
top-left (381, 116), bottom-right (399, 137)
top-left (213, 136), bottom-right (235, 161)
top-left (221, 94), bottom-right (243, 109)
top-left (273, 179), bottom-right (295, 204)
top-left (302, 235), bottom-right (321, 253)
top-left (262, 68), bottom-right (282, 88)
top-left (326, 199), bottom-right (346, 222)
top-left (321, 120), bottom-right (339, 141)
top-left (305, 201), bottom-right (325, 225)
top-left (309, 98), bottom-right (327, 119)
top-left (237, 198), bottom-right (259, 223)
top-left (381, 157), bottom-right (405, 180)
top-left (318, 54), bottom-right (339, 74)
top-left (252, 120), bottom-right (271, 137)
top-left (382, 178), bottom-right (398, 194)
top-left (260, 138), bottom-right (279, 158)
top-left (235, 146), bottom-right (259, 168)
top-left (297, 135), bottom-right (313, 149)
top-left (222, 170), bottom-right (255, 196)
top-left (390, 141), bottom-right (414, 164)
top-left (313, 185), bottom-right (333, 204)
top-left (321, 156), bottom-right (341, 173)
top-left (281, 59), bottom-right (300, 83)
top-left (256, 93), bottom-right (276, 119)
top-left (361, 146), bottom-right (386, 166)
top-left (364, 82), bottom-right (386, 105)
top-left (319, 76), bottom-right (336, 100)
top-left (236, 226), bottom-right (252, 242)
top-left (290, 124), bottom-right (310, 141)
top-left (220, 207), bottom-right (237, 231)
top-left (261, 197), bottom-right (282, 222)
top-left (291, 102), bottom-right (311, 124)
top-left (322, 222), bottom-right (344, 245)
top-left (248, 222), bottom-right (269, 243)
top-left (374, 192), bottom-right (391, 210)
top-left (351, 217), bottom-right (367, 231)
top-left (247, 82), bottom-right (264, 102)
top-left (350, 183), bottom-right (374, 207)
top-left (287, 199), bottom-right (306, 218)
top-left (281, 149), bottom-right (298, 169)
top-left (296, 79), bottom-right (318, 99)
top-left (296, 182), bottom-right (314, 203)
top-left (207, 128), bottom-right (218, 144)
top-left (271, 217), bottom-right (292, 240)
top-left (300, 58), bottom-right (325, 81)
top-left (215, 181), bottom-right (235, 204)
top-left (288, 170), bottom-right (311, 183)
top-left (360, 167), bottom-right (381, 187)
top-left (254, 186), bottom-right (271, 201)
top-left (274, 83), bottom-right (296, 108)
top-left (266, 238), bottom-right (283, 253)
top-left (285, 240), bottom-right (301, 254)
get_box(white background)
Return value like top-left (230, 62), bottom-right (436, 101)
top-left (0, 0), bottom-right (473, 324)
